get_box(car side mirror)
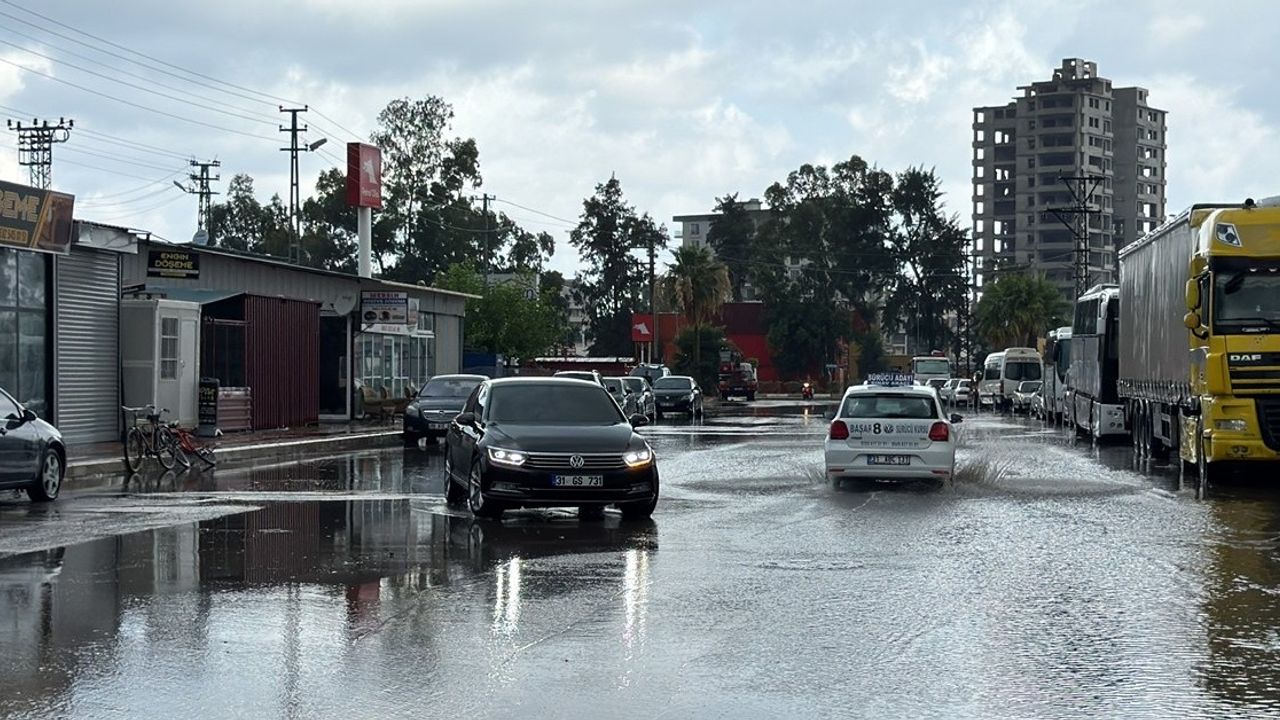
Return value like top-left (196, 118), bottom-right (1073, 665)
top-left (950, 413), bottom-right (964, 424)
top-left (1185, 278), bottom-right (1200, 310)
top-left (1183, 311), bottom-right (1202, 330)
top-left (455, 411), bottom-right (476, 427)
top-left (629, 413), bottom-right (649, 428)
top-left (22, 407), bottom-right (36, 423)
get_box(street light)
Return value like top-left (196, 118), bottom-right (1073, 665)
top-left (307, 138), bottom-right (328, 152)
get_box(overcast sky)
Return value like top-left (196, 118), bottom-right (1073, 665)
top-left (0, 0), bottom-right (1274, 276)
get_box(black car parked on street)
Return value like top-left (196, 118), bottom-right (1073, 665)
top-left (403, 374), bottom-right (487, 446)
top-left (0, 387), bottom-right (65, 502)
top-left (443, 377), bottom-right (658, 521)
top-left (652, 375), bottom-right (704, 418)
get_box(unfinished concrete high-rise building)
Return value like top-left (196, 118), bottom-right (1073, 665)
top-left (971, 58), bottom-right (1167, 301)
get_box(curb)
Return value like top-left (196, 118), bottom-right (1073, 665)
top-left (66, 429), bottom-right (404, 483)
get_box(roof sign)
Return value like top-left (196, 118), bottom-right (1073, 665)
top-left (865, 372), bottom-right (915, 387)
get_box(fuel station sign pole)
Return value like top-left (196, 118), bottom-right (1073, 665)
top-left (346, 143), bottom-right (383, 278)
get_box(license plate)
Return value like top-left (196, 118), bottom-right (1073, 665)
top-left (867, 455), bottom-right (911, 466)
top-left (429, 422), bottom-right (448, 429)
top-left (553, 475), bottom-right (604, 487)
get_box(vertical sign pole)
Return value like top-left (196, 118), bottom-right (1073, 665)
top-left (358, 206), bottom-right (372, 279)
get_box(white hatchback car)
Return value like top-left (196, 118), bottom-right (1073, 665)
top-left (824, 384), bottom-right (961, 482)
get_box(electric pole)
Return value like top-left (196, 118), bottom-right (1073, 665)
top-left (280, 106), bottom-right (328, 264)
top-left (481, 193), bottom-right (495, 285)
top-left (7, 118), bottom-right (73, 189)
top-left (649, 233), bottom-right (657, 364)
top-left (1048, 175), bottom-right (1105, 301)
top-left (174, 159), bottom-right (221, 245)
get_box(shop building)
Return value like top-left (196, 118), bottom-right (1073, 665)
top-left (119, 239), bottom-right (469, 430)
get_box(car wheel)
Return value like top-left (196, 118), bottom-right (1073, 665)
top-left (444, 454), bottom-right (466, 506)
top-left (28, 448), bottom-right (62, 502)
top-left (747, 392), bottom-right (755, 402)
top-left (467, 458), bottom-right (503, 519)
top-left (620, 480), bottom-right (658, 521)
top-left (578, 504), bottom-right (606, 521)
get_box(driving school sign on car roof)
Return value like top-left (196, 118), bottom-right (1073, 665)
top-left (865, 372), bottom-right (915, 387)
top-left (0, 179), bottom-right (75, 256)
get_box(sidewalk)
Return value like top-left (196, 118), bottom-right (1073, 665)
top-left (67, 421), bottom-right (405, 481)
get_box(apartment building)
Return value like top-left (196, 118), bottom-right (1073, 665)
top-left (971, 58), bottom-right (1167, 300)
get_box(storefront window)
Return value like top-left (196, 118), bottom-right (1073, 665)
top-left (0, 249), bottom-right (49, 415)
top-left (355, 332), bottom-right (435, 400)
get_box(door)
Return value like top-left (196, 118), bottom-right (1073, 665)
top-left (449, 385), bottom-right (485, 478)
top-left (0, 388), bottom-right (37, 484)
top-left (156, 314), bottom-right (182, 425)
top-left (319, 316), bottom-right (348, 417)
top-left (178, 316), bottom-right (198, 426)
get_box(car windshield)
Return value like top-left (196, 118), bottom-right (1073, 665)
top-left (958, 380), bottom-right (971, 388)
top-left (1214, 271), bottom-right (1280, 329)
top-left (556, 372), bottom-right (596, 383)
top-left (420, 376), bottom-right (482, 399)
top-left (623, 378), bottom-right (646, 393)
top-left (1005, 361), bottom-right (1042, 381)
top-left (841, 394), bottom-right (938, 419)
top-left (927, 378), bottom-right (947, 388)
top-left (914, 359), bottom-right (950, 375)
top-left (983, 363), bottom-right (1002, 380)
top-left (488, 384), bottom-right (623, 425)
top-left (602, 378), bottom-right (624, 393)
top-left (1018, 381), bottom-right (1042, 393)
top-left (654, 377), bottom-right (693, 390)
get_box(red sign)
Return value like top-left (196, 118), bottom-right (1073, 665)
top-left (632, 316), bottom-right (652, 342)
top-left (345, 143), bottom-right (383, 209)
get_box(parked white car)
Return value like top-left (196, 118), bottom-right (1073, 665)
top-left (824, 383), bottom-right (961, 483)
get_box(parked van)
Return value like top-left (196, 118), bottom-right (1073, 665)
top-left (980, 347), bottom-right (1042, 411)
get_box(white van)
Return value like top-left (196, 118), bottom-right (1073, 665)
top-left (980, 347), bottom-right (1042, 411)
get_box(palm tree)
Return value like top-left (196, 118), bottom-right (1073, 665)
top-left (976, 273), bottom-right (1067, 349)
top-left (662, 245), bottom-right (731, 369)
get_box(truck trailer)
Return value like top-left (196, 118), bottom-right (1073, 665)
top-left (1118, 200), bottom-right (1280, 482)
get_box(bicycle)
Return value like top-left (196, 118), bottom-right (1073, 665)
top-left (122, 405), bottom-right (180, 473)
top-left (167, 423), bottom-right (218, 469)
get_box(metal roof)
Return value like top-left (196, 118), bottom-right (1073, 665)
top-left (123, 286), bottom-right (242, 304)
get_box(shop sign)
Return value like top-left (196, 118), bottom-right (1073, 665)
top-left (198, 378), bottom-right (219, 437)
top-left (0, 179), bottom-right (75, 256)
top-left (346, 143), bottom-right (383, 209)
top-left (147, 249), bottom-right (200, 279)
top-left (361, 291), bottom-right (408, 325)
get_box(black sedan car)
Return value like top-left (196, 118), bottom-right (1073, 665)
top-left (403, 374), bottom-right (487, 446)
top-left (0, 387), bottom-right (65, 502)
top-left (444, 377), bottom-right (658, 521)
top-left (652, 375), bottom-right (704, 418)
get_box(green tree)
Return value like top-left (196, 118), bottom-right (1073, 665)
top-left (569, 176), bottom-right (666, 355)
top-left (976, 273), bottom-right (1067, 349)
top-left (207, 174), bottom-right (266, 252)
top-left (704, 193), bottom-right (755, 301)
top-left (662, 245), bottom-right (730, 370)
top-left (883, 167), bottom-right (969, 355)
top-left (435, 263), bottom-right (562, 360)
top-left (672, 325), bottom-right (729, 390)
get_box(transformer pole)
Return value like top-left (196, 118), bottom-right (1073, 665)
top-left (279, 106), bottom-right (309, 263)
top-left (1049, 175), bottom-right (1105, 301)
top-left (7, 118), bottom-right (73, 189)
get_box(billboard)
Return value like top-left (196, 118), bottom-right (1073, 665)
top-left (346, 143), bottom-right (383, 209)
top-left (0, 179), bottom-right (75, 255)
top-left (360, 291), bottom-right (408, 325)
top-left (147, 249), bottom-right (200, 279)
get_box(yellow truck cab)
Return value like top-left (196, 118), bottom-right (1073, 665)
top-left (1118, 199), bottom-right (1280, 485)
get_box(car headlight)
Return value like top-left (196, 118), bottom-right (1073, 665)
top-left (624, 447), bottom-right (653, 467)
top-left (1215, 419), bottom-right (1248, 432)
top-left (487, 447), bottom-right (527, 466)
top-left (405, 405), bottom-right (420, 417)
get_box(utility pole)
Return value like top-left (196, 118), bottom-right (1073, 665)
top-left (481, 193), bottom-right (495, 285)
top-left (1048, 175), bottom-right (1105, 301)
top-left (649, 234), bottom-right (657, 364)
top-left (7, 117), bottom-right (73, 189)
top-left (174, 159), bottom-right (221, 245)
top-left (279, 106), bottom-right (327, 264)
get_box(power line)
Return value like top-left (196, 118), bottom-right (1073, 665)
top-left (61, 144), bottom-right (185, 173)
top-left (75, 130), bottom-right (192, 161)
top-left (78, 185), bottom-right (178, 209)
top-left (492, 196), bottom-right (577, 226)
top-left (0, 34), bottom-right (280, 127)
top-left (0, 0), bottom-right (363, 142)
top-left (55, 156), bottom-right (177, 182)
top-left (81, 190), bottom-right (187, 219)
top-left (0, 55), bottom-right (278, 141)
top-left (73, 168), bottom-right (187, 201)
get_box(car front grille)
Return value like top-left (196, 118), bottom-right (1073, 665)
top-left (523, 452), bottom-right (629, 471)
top-left (1256, 398), bottom-right (1280, 452)
top-left (1231, 367), bottom-right (1280, 395)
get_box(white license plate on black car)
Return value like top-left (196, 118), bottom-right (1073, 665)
top-left (867, 455), bottom-right (911, 466)
top-left (429, 422), bottom-right (448, 430)
top-left (553, 475), bottom-right (604, 487)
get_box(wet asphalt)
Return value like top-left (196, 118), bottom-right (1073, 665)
top-left (3, 402), bottom-right (1280, 719)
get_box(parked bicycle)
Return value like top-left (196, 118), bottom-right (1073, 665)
top-left (122, 405), bottom-right (180, 473)
top-left (167, 423), bottom-right (218, 468)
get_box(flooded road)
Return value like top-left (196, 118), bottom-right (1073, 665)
top-left (3, 406), bottom-right (1280, 718)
